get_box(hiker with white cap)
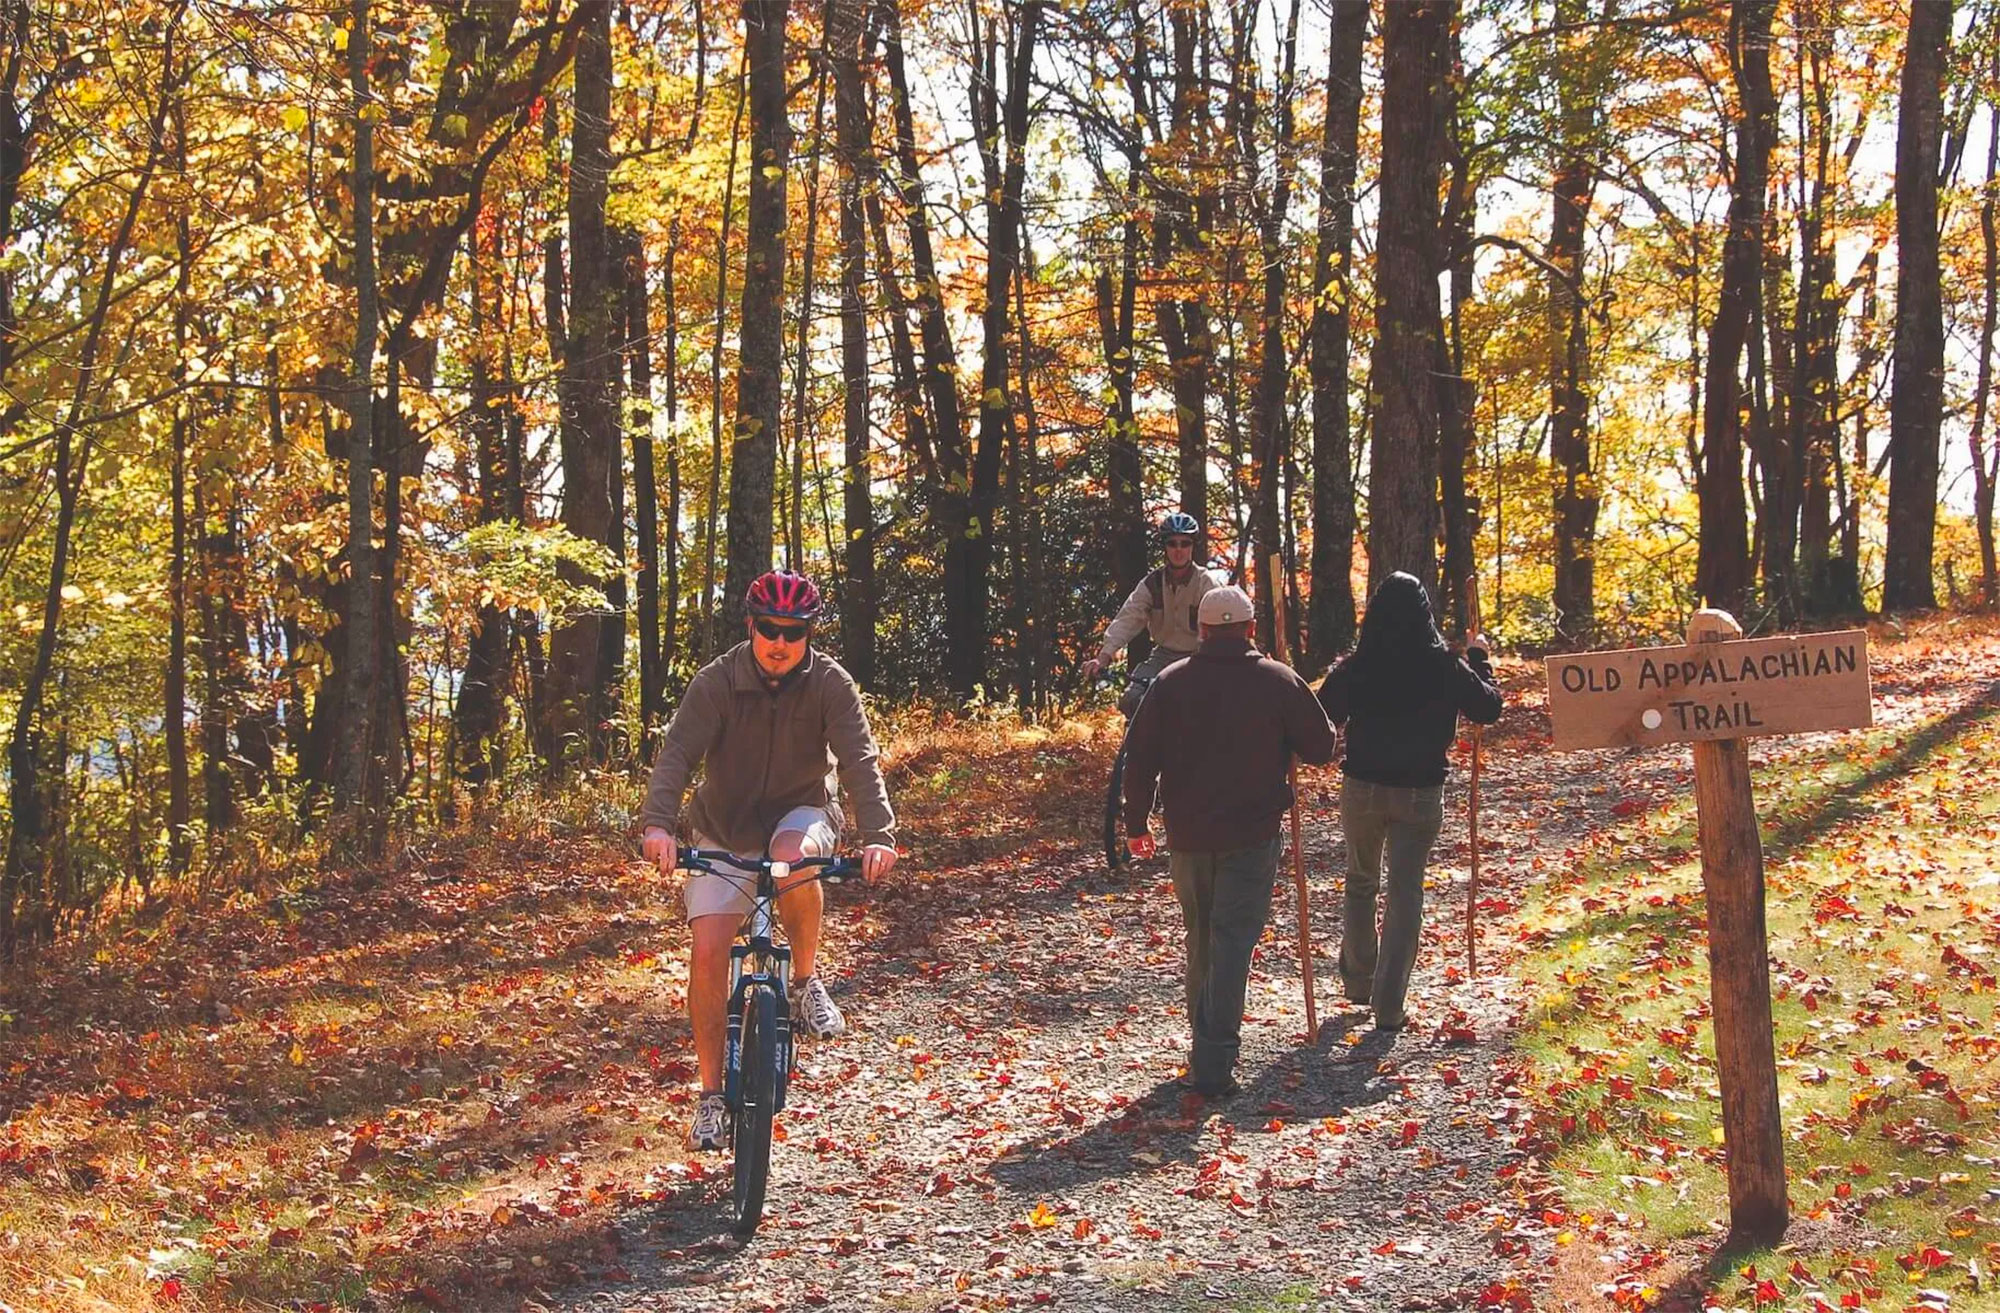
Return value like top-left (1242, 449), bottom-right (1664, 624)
top-left (1121, 584), bottom-right (1336, 1098)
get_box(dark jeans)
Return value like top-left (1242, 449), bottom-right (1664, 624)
top-left (1339, 778), bottom-right (1445, 1028)
top-left (1169, 836), bottom-right (1283, 1086)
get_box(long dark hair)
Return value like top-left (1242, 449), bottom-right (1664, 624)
top-left (1342, 571), bottom-right (1453, 704)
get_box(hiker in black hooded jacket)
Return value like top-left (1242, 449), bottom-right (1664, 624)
top-left (1316, 572), bottom-right (1503, 1031)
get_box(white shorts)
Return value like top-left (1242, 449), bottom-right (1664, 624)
top-left (684, 806), bottom-right (839, 922)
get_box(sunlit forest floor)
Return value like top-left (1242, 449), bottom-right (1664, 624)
top-left (3, 614), bottom-right (1999, 1313)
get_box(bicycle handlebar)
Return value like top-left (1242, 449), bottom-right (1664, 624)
top-left (675, 849), bottom-right (864, 885)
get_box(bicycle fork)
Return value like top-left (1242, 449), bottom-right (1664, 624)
top-left (724, 942), bottom-right (795, 1113)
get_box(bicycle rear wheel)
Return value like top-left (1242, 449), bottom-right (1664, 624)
top-left (1104, 733), bottom-right (1132, 873)
top-left (729, 984), bottom-right (778, 1238)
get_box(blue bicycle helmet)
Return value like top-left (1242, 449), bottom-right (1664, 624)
top-left (1157, 511), bottom-right (1200, 542)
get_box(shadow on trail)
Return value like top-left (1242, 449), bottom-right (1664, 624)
top-left (982, 1011), bottom-right (1396, 1197)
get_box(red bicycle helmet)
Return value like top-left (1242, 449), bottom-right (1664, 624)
top-left (744, 570), bottom-right (823, 620)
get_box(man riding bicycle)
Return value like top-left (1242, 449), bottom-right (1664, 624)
top-left (639, 570), bottom-right (898, 1151)
top-left (1082, 512), bottom-right (1229, 715)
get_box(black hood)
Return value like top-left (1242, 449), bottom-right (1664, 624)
top-left (1345, 572), bottom-right (1452, 703)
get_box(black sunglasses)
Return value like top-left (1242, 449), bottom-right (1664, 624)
top-left (1164, 536), bottom-right (1197, 549)
top-left (753, 618), bottom-right (811, 643)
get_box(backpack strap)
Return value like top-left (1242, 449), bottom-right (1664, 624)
top-left (1144, 566), bottom-right (1166, 614)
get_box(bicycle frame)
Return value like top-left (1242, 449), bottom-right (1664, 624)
top-left (681, 851), bottom-right (856, 1115)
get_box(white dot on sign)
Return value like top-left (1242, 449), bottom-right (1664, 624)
top-left (1642, 708), bottom-right (1664, 730)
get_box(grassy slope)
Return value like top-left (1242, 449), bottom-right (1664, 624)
top-left (1516, 620), bottom-right (2000, 1312)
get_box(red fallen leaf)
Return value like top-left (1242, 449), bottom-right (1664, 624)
top-left (1438, 1066), bottom-right (1461, 1086)
top-left (268, 1227), bottom-right (302, 1248)
top-left (1612, 798), bottom-right (1645, 817)
top-left (803, 1289), bottom-right (831, 1307)
top-left (1841, 1293), bottom-right (1863, 1309)
top-left (1373, 1239), bottom-right (1397, 1255)
top-left (1789, 1260), bottom-right (1812, 1281)
top-left (1072, 1217), bottom-right (1093, 1239)
top-left (1834, 1182), bottom-right (1852, 1199)
top-left (927, 1171), bottom-right (957, 1196)
top-left (1399, 1121), bottom-right (1421, 1147)
top-left (159, 1276), bottom-right (184, 1303)
top-left (1134, 1223), bottom-right (1162, 1240)
top-left (1754, 1278), bottom-right (1781, 1303)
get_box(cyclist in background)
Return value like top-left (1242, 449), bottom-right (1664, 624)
top-left (1082, 512), bottom-right (1229, 715)
top-left (640, 570), bottom-right (898, 1151)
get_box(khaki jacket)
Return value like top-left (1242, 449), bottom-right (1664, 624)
top-left (639, 643), bottom-right (896, 853)
top-left (1095, 565), bottom-right (1228, 665)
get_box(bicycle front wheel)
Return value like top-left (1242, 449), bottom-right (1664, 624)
top-left (729, 984), bottom-right (778, 1238)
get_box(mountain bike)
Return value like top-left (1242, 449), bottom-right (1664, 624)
top-left (1102, 672), bottom-right (1157, 873)
top-left (675, 848), bottom-right (861, 1239)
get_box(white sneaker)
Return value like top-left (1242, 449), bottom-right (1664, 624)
top-left (688, 1092), bottom-right (729, 1151)
top-left (796, 976), bottom-right (847, 1039)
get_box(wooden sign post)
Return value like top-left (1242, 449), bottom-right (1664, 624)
top-left (1545, 612), bottom-right (1872, 1245)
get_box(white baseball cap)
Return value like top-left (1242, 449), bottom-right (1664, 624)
top-left (1198, 584), bottom-right (1253, 626)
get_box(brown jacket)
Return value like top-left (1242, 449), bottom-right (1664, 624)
top-left (1122, 634), bottom-right (1335, 852)
top-left (639, 643), bottom-right (896, 853)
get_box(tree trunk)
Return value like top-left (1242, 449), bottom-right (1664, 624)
top-left (969, 0), bottom-right (1041, 699)
top-left (1307, 0), bottom-right (1365, 664)
top-left (720, 0), bottom-right (791, 646)
top-left (787, 61), bottom-right (829, 580)
top-left (663, 218), bottom-right (684, 673)
top-left (1795, 21), bottom-right (1844, 615)
top-left (1972, 91), bottom-right (1999, 608)
top-left (1154, 0), bottom-right (1211, 527)
top-left (1696, 0), bottom-right (1775, 616)
top-left (167, 91), bottom-right (193, 875)
top-left (1546, 0), bottom-right (1608, 648)
top-left (830, 0), bottom-right (875, 683)
top-left (1250, 0), bottom-right (1304, 646)
top-left (1014, 228), bottom-right (1046, 706)
top-left (884, 0), bottom-right (971, 694)
top-left (623, 227), bottom-right (665, 749)
top-left (335, 0), bottom-right (382, 821)
top-left (455, 241), bottom-right (511, 790)
top-left (1366, 0), bottom-right (1450, 599)
top-left (198, 487), bottom-right (239, 834)
top-left (1436, 12), bottom-right (1477, 641)
top-left (703, 74), bottom-right (746, 657)
top-left (1100, 218), bottom-right (1146, 603)
top-left (549, 0), bottom-right (620, 763)
top-left (1883, 0), bottom-right (1952, 612)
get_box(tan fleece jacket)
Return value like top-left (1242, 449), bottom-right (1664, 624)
top-left (639, 643), bottom-right (896, 853)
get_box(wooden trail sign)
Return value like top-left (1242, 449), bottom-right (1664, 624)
top-left (1546, 628), bottom-right (1871, 750)
top-left (1543, 612), bottom-right (1875, 1246)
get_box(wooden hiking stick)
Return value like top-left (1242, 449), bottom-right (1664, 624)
top-left (1265, 554), bottom-right (1319, 1043)
top-left (1464, 569), bottom-right (1485, 978)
